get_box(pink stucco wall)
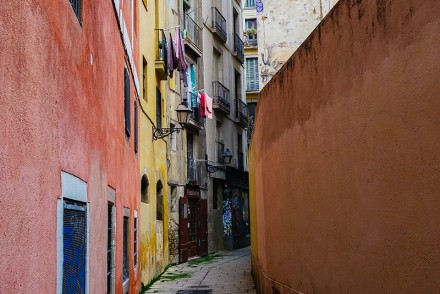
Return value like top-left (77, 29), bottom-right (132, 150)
top-left (250, 0), bottom-right (440, 293)
top-left (0, 0), bottom-right (139, 293)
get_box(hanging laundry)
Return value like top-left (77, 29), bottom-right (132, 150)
top-left (168, 32), bottom-right (178, 78)
top-left (175, 28), bottom-right (188, 87)
top-left (205, 93), bottom-right (213, 119)
top-left (161, 30), bottom-right (168, 76)
top-left (200, 92), bottom-right (206, 118)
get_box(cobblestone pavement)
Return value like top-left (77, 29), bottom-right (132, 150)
top-left (144, 246), bottom-right (256, 294)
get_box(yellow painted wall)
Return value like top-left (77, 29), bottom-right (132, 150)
top-left (138, 0), bottom-right (171, 286)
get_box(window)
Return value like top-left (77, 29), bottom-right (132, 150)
top-left (170, 123), bottom-right (177, 151)
top-left (245, 19), bottom-right (257, 41)
top-left (122, 216), bottom-right (129, 282)
top-left (133, 214), bottom-right (138, 267)
top-left (142, 58), bottom-right (147, 101)
top-left (156, 87), bottom-right (162, 129)
top-left (141, 175), bottom-right (149, 203)
top-left (107, 203), bottom-right (113, 294)
top-left (213, 179), bottom-right (219, 210)
top-left (63, 200), bottom-right (87, 294)
top-left (156, 181), bottom-right (164, 221)
top-left (187, 134), bottom-right (194, 181)
top-left (69, 0), bottom-right (82, 24)
top-left (246, 58), bottom-right (259, 92)
top-left (124, 68), bottom-right (131, 136)
top-left (134, 100), bottom-right (138, 153)
top-left (245, 0), bottom-right (255, 7)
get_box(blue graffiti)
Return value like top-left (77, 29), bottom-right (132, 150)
top-left (256, 0), bottom-right (264, 13)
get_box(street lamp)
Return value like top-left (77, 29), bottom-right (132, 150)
top-left (153, 99), bottom-right (192, 140)
top-left (206, 149), bottom-right (233, 174)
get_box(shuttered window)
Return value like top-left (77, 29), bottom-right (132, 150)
top-left (156, 87), bottom-right (162, 129)
top-left (63, 201), bottom-right (87, 294)
top-left (124, 68), bottom-right (131, 136)
top-left (134, 100), bottom-right (138, 153)
top-left (69, 0), bottom-right (82, 24)
top-left (133, 217), bottom-right (138, 266)
top-left (107, 204), bottom-right (112, 294)
top-left (246, 58), bottom-right (259, 92)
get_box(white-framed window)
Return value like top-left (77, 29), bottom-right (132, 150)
top-left (246, 57), bottom-right (259, 92)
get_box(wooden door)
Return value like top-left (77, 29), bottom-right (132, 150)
top-left (179, 197), bottom-right (189, 263)
top-left (188, 197), bottom-right (199, 258)
top-left (199, 199), bottom-right (208, 256)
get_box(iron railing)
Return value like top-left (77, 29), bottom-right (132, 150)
top-left (183, 92), bottom-right (205, 128)
top-left (188, 161), bottom-right (207, 187)
top-left (184, 14), bottom-right (202, 52)
top-left (235, 98), bottom-right (248, 128)
top-left (217, 142), bottom-right (225, 163)
top-left (245, 0), bottom-right (256, 7)
top-left (234, 33), bottom-right (244, 62)
top-left (212, 81), bottom-right (231, 115)
top-left (244, 35), bottom-right (258, 47)
top-left (212, 7), bottom-right (227, 43)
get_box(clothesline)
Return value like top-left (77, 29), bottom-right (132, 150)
top-left (154, 25), bottom-right (182, 32)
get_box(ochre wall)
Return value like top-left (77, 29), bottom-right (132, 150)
top-left (250, 0), bottom-right (440, 293)
top-left (0, 0), bottom-right (139, 293)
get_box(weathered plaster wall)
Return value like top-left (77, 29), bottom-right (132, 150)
top-left (257, 0), bottom-right (337, 88)
top-left (138, 0), bottom-right (172, 285)
top-left (250, 0), bottom-right (440, 292)
top-left (0, 0), bottom-right (140, 293)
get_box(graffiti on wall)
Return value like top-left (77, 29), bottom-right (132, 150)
top-left (260, 47), bottom-right (284, 85)
top-left (256, 0), bottom-right (264, 13)
top-left (223, 198), bottom-right (232, 237)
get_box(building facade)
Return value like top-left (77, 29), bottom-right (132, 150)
top-left (257, 0), bottom-right (338, 88)
top-left (1, 0), bottom-right (140, 293)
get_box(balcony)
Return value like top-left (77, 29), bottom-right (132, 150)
top-left (233, 33), bottom-right (244, 63)
top-left (184, 14), bottom-right (202, 57)
top-left (235, 98), bottom-right (248, 129)
top-left (212, 81), bottom-right (230, 115)
top-left (188, 160), bottom-right (207, 187)
top-left (217, 142), bottom-right (225, 164)
top-left (245, 0), bottom-right (256, 7)
top-left (183, 92), bottom-right (204, 131)
top-left (211, 7), bottom-right (227, 43)
top-left (244, 34), bottom-right (258, 47)
top-left (155, 29), bottom-right (167, 80)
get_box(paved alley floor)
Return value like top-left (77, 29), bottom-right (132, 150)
top-left (144, 246), bottom-right (256, 294)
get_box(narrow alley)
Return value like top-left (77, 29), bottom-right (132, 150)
top-left (143, 247), bottom-right (256, 294)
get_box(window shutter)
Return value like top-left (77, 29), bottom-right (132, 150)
top-left (246, 58), bottom-right (259, 91)
top-left (134, 100), bottom-right (138, 153)
top-left (63, 201), bottom-right (87, 294)
top-left (156, 87), bottom-right (162, 129)
top-left (124, 68), bottom-right (131, 136)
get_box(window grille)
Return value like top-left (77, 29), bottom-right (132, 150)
top-left (107, 204), bottom-right (112, 294)
top-left (63, 200), bottom-right (87, 294)
top-left (245, 0), bottom-right (256, 7)
top-left (123, 217), bottom-right (129, 281)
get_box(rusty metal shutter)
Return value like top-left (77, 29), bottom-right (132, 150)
top-left (63, 201), bottom-right (87, 294)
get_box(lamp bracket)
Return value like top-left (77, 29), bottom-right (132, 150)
top-left (152, 126), bottom-right (181, 140)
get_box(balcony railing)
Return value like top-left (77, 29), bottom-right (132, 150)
top-left (235, 98), bottom-right (248, 128)
top-left (234, 33), bottom-right (244, 63)
top-left (212, 7), bottom-right (227, 43)
top-left (184, 14), bottom-right (202, 55)
top-left (245, 0), bottom-right (256, 7)
top-left (217, 142), bottom-right (225, 164)
top-left (188, 161), bottom-right (207, 187)
top-left (212, 81), bottom-right (230, 115)
top-left (237, 150), bottom-right (244, 170)
top-left (155, 29), bottom-right (167, 80)
top-left (183, 92), bottom-right (204, 130)
top-left (244, 35), bottom-right (258, 47)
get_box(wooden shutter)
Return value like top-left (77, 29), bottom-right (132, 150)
top-left (246, 58), bottom-right (259, 91)
top-left (134, 99), bottom-right (138, 153)
top-left (124, 68), bottom-right (131, 136)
